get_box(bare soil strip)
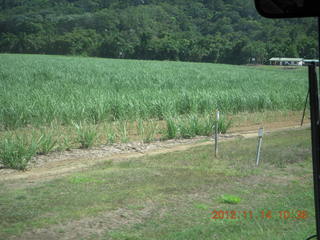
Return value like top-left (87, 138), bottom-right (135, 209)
top-left (0, 123), bottom-right (309, 183)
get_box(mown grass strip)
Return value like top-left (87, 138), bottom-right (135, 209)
top-left (0, 128), bottom-right (315, 239)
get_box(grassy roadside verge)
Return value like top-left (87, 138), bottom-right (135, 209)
top-left (0, 128), bottom-right (315, 239)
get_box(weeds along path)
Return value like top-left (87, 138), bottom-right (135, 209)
top-left (0, 123), bottom-right (309, 183)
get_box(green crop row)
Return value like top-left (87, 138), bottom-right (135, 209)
top-left (0, 114), bottom-right (232, 170)
top-left (165, 114), bottom-right (231, 139)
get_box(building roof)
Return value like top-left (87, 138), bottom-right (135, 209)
top-left (304, 59), bottom-right (319, 63)
top-left (269, 57), bottom-right (303, 61)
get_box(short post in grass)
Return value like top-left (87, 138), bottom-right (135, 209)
top-left (256, 127), bottom-right (264, 166)
top-left (214, 110), bottom-right (220, 157)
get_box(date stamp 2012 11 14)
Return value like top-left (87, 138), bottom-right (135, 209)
top-left (211, 210), bottom-right (308, 220)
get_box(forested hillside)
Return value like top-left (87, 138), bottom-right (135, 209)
top-left (0, 0), bottom-right (318, 64)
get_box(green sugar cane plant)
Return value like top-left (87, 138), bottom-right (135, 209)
top-left (179, 117), bottom-right (197, 139)
top-left (218, 116), bottom-right (232, 134)
top-left (165, 118), bottom-right (178, 139)
top-left (105, 123), bottom-right (116, 145)
top-left (60, 135), bottom-right (73, 151)
top-left (187, 114), bottom-right (203, 136)
top-left (0, 134), bottom-right (38, 170)
top-left (179, 113), bottom-right (232, 138)
top-left (209, 112), bottom-right (232, 135)
top-left (138, 119), bottom-right (158, 143)
top-left (117, 121), bottom-right (129, 143)
top-left (73, 122), bottom-right (98, 149)
top-left (202, 114), bottom-right (215, 136)
top-left (137, 119), bottom-right (145, 139)
top-left (36, 131), bottom-right (58, 155)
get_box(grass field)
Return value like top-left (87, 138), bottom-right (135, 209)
top-left (0, 54), bottom-right (310, 169)
top-left (0, 128), bottom-right (315, 239)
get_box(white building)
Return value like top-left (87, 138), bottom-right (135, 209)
top-left (269, 57), bottom-right (303, 66)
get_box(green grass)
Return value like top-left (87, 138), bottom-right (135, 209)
top-left (0, 54), bottom-right (308, 130)
top-left (0, 128), bottom-right (315, 239)
top-left (220, 194), bottom-right (242, 204)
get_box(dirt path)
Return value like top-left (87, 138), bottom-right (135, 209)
top-left (0, 121), bottom-right (309, 183)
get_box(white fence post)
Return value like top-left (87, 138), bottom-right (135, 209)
top-left (256, 127), bottom-right (264, 166)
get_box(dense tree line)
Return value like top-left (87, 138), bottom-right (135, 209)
top-left (0, 0), bottom-right (318, 64)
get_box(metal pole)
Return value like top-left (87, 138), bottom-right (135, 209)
top-left (304, 18), bottom-right (320, 240)
top-left (318, 17), bottom-right (320, 82)
top-left (256, 127), bottom-right (264, 166)
top-left (301, 90), bottom-right (309, 126)
top-left (308, 62), bottom-right (320, 239)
